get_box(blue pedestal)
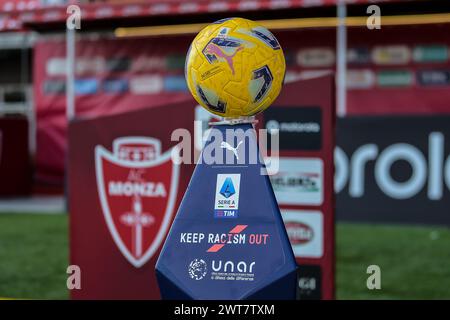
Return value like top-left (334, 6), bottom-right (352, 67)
top-left (156, 123), bottom-right (297, 299)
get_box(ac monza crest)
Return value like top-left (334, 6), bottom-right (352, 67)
top-left (95, 137), bottom-right (180, 268)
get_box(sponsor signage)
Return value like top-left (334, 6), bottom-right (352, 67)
top-left (270, 158), bottom-right (323, 206)
top-left (282, 210), bottom-right (323, 258)
top-left (347, 69), bottom-right (375, 89)
top-left (413, 45), bottom-right (448, 63)
top-left (43, 80), bottom-right (65, 94)
top-left (131, 56), bottom-right (165, 72)
top-left (347, 47), bottom-right (370, 65)
top-left (166, 54), bottom-right (186, 70)
top-left (76, 57), bottom-right (105, 75)
top-left (102, 78), bottom-right (129, 93)
top-left (270, 76), bottom-right (336, 300)
top-left (372, 45), bottom-right (411, 65)
top-left (187, 258), bottom-right (257, 281)
top-left (417, 70), bottom-right (450, 86)
top-left (377, 70), bottom-right (413, 87)
top-left (46, 57), bottom-right (66, 76)
top-left (130, 75), bottom-right (163, 94)
top-left (336, 116), bottom-right (450, 225)
top-left (163, 75), bottom-right (188, 92)
top-left (296, 48), bottom-right (335, 67)
top-left (263, 107), bottom-right (322, 151)
top-left (75, 78), bottom-right (98, 95)
top-left (296, 265), bottom-right (322, 300)
top-left (106, 57), bottom-right (130, 72)
top-left (214, 174), bottom-right (241, 218)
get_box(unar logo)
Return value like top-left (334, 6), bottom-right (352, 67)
top-left (285, 222), bottom-right (314, 245)
top-left (95, 137), bottom-right (180, 268)
top-left (212, 260), bottom-right (256, 273)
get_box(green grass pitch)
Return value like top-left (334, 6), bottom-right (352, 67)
top-left (0, 213), bottom-right (449, 299)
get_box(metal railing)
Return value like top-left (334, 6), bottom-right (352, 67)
top-left (0, 84), bottom-right (35, 153)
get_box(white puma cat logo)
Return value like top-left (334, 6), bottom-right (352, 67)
top-left (221, 141), bottom-right (243, 160)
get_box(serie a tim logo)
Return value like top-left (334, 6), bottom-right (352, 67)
top-left (214, 174), bottom-right (241, 219)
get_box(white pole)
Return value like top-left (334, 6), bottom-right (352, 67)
top-left (65, 25), bottom-right (76, 211)
top-left (336, 1), bottom-right (347, 117)
top-left (66, 27), bottom-right (75, 120)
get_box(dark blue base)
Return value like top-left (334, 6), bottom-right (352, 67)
top-left (156, 123), bottom-right (297, 300)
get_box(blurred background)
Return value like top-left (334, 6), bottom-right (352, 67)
top-left (1, 0), bottom-right (450, 299)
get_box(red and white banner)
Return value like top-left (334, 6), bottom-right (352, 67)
top-left (0, 0), bottom-right (39, 12)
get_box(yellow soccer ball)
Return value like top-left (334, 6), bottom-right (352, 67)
top-left (185, 17), bottom-right (286, 118)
